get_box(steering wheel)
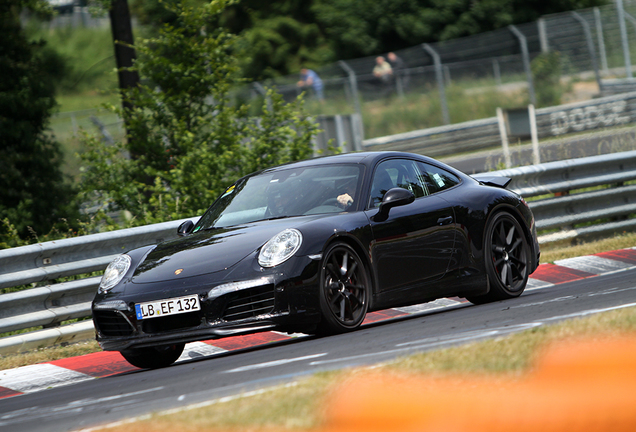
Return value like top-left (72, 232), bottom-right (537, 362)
top-left (320, 198), bottom-right (341, 207)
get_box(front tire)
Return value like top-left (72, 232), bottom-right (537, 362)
top-left (467, 212), bottom-right (529, 305)
top-left (317, 243), bottom-right (370, 335)
top-left (121, 343), bottom-right (185, 369)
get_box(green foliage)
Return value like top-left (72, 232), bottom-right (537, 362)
top-left (0, 0), bottom-right (81, 239)
top-left (0, 214), bottom-right (98, 251)
top-left (0, 219), bottom-right (31, 250)
top-left (312, 0), bottom-right (431, 58)
top-left (130, 0), bottom-right (199, 26)
top-left (237, 16), bottom-right (332, 80)
top-left (313, 0), bottom-right (609, 51)
top-left (79, 0), bottom-right (317, 224)
top-left (233, 1), bottom-right (333, 78)
top-left (130, 0), bottom-right (608, 79)
top-left (532, 51), bottom-right (563, 108)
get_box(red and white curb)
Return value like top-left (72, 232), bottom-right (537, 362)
top-left (1, 247), bottom-right (635, 400)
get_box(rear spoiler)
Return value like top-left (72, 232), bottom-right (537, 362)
top-left (471, 175), bottom-right (512, 189)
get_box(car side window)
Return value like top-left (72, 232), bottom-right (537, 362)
top-left (416, 162), bottom-right (460, 195)
top-left (368, 159), bottom-right (426, 208)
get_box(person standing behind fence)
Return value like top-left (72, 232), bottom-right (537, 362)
top-left (373, 56), bottom-right (393, 97)
top-left (297, 68), bottom-right (324, 102)
top-left (388, 52), bottom-right (409, 93)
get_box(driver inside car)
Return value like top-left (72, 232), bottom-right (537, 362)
top-left (267, 181), bottom-right (291, 217)
top-left (336, 177), bottom-right (357, 209)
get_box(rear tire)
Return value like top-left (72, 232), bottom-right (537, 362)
top-left (121, 343), bottom-right (185, 369)
top-left (467, 212), bottom-right (529, 305)
top-left (316, 243), bottom-right (370, 335)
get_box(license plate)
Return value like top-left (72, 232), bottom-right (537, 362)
top-left (135, 294), bottom-right (200, 320)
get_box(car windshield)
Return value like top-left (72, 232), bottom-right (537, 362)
top-left (194, 164), bottom-right (364, 230)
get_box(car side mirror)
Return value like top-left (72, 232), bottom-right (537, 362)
top-left (373, 188), bottom-right (415, 222)
top-left (177, 220), bottom-right (195, 236)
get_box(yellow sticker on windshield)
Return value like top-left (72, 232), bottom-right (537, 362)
top-left (221, 185), bottom-right (235, 197)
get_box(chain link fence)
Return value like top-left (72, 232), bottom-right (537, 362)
top-left (248, 1), bottom-right (636, 139)
top-left (52, 1), bottom-right (636, 144)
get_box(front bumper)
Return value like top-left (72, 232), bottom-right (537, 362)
top-left (93, 258), bottom-right (321, 352)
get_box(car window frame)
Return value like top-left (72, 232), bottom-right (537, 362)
top-left (414, 160), bottom-right (462, 196)
top-left (366, 158), bottom-right (431, 209)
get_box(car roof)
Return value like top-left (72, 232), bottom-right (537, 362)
top-left (235, 151), bottom-right (472, 187)
top-left (260, 151), bottom-right (437, 173)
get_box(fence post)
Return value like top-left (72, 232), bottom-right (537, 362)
top-left (528, 104), bottom-right (540, 165)
top-left (492, 58), bottom-right (502, 88)
top-left (509, 25), bottom-right (537, 106)
top-left (422, 44), bottom-right (450, 125)
top-left (538, 18), bottom-right (549, 53)
top-left (571, 12), bottom-right (604, 94)
top-left (338, 60), bottom-right (362, 119)
top-left (594, 7), bottom-right (609, 73)
top-left (352, 113), bottom-right (364, 150)
top-left (334, 115), bottom-right (346, 152)
top-left (72, 6), bottom-right (82, 28)
top-left (496, 107), bottom-right (511, 168)
top-left (394, 74), bottom-right (405, 99)
top-left (393, 65), bottom-right (405, 99)
top-left (616, 0), bottom-right (633, 79)
top-left (90, 116), bottom-right (114, 146)
top-left (444, 66), bottom-right (451, 86)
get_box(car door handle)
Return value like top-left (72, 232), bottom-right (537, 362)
top-left (437, 216), bottom-right (453, 226)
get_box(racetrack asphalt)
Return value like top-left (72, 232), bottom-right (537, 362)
top-left (1, 247), bottom-right (636, 400)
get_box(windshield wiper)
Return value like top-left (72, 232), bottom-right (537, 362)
top-left (202, 226), bottom-right (222, 231)
top-left (204, 215), bottom-right (294, 229)
top-left (263, 215), bottom-right (291, 221)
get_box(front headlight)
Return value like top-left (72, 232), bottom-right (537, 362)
top-left (258, 229), bottom-right (302, 268)
top-left (99, 254), bottom-right (132, 293)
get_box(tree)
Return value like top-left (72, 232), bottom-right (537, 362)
top-left (80, 0), bottom-right (317, 223)
top-left (0, 0), bottom-right (79, 239)
top-left (312, 0), bottom-right (609, 59)
top-left (227, 0), bottom-right (332, 79)
top-left (109, 0), bottom-right (140, 131)
top-left (132, 0), bottom-right (333, 80)
top-left (132, 0), bottom-right (608, 79)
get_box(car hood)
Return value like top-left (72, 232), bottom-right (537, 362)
top-left (131, 217), bottom-right (319, 284)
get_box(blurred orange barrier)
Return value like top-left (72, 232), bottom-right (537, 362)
top-left (323, 337), bottom-right (636, 432)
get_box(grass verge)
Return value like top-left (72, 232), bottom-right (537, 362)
top-left (0, 341), bottom-right (100, 371)
top-left (92, 306), bottom-right (636, 432)
top-left (539, 231), bottom-right (636, 263)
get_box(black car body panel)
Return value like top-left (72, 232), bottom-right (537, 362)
top-left (92, 151), bottom-right (540, 355)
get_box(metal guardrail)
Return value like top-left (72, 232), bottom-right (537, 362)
top-left (363, 117), bottom-right (500, 157)
top-left (0, 219), bottom-right (191, 290)
top-left (601, 78), bottom-right (636, 96)
top-left (477, 149), bottom-right (636, 197)
top-left (530, 185), bottom-right (636, 230)
top-left (2, 151), bottom-right (636, 354)
top-left (313, 114), bottom-right (364, 153)
top-left (364, 91), bottom-right (636, 157)
top-left (474, 150), bottom-right (636, 244)
top-left (0, 218), bottom-right (196, 354)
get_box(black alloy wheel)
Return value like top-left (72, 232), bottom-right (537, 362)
top-left (317, 242), bottom-right (370, 335)
top-left (468, 212), bottom-right (529, 304)
top-left (121, 343), bottom-right (185, 369)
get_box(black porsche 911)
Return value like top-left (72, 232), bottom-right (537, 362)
top-left (92, 151), bottom-right (540, 368)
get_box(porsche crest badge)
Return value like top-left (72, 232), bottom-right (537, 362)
top-left (175, 268), bottom-right (184, 275)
